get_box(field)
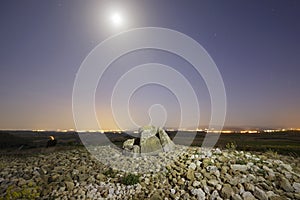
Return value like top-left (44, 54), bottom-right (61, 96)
top-left (0, 130), bottom-right (299, 157)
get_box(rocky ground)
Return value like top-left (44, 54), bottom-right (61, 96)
top-left (0, 145), bottom-right (300, 200)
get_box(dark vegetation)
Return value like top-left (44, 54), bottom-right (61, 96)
top-left (0, 130), bottom-right (299, 157)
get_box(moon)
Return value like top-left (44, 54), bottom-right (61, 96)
top-left (110, 12), bottom-right (123, 27)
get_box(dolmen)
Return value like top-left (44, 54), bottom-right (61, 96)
top-left (122, 126), bottom-right (175, 156)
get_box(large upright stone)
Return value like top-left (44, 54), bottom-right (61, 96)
top-left (140, 126), bottom-right (162, 155)
top-left (139, 125), bottom-right (157, 139)
top-left (140, 136), bottom-right (163, 155)
top-left (158, 128), bottom-right (174, 152)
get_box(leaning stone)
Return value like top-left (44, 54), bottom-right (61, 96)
top-left (158, 128), bottom-right (174, 152)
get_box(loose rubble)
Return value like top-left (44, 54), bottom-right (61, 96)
top-left (0, 145), bottom-right (299, 199)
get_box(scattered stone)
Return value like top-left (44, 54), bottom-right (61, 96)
top-left (279, 176), bottom-right (294, 192)
top-left (96, 173), bottom-right (106, 181)
top-left (150, 191), bottom-right (162, 200)
top-left (220, 184), bottom-right (233, 199)
top-left (191, 188), bottom-right (205, 200)
top-left (189, 163), bottom-right (197, 170)
top-left (193, 180), bottom-right (201, 187)
top-left (232, 193), bottom-right (243, 200)
top-left (231, 164), bottom-right (248, 172)
top-left (0, 137), bottom-right (299, 200)
top-left (242, 191), bottom-right (256, 200)
top-left (254, 186), bottom-right (268, 200)
top-left (170, 188), bottom-right (176, 194)
top-left (64, 181), bottom-right (74, 191)
top-left (187, 168), bottom-right (195, 181)
top-left (293, 182), bottom-right (300, 193)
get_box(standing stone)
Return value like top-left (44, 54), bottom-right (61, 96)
top-left (139, 125), bottom-right (157, 139)
top-left (132, 145), bottom-right (140, 157)
top-left (158, 128), bottom-right (174, 152)
top-left (139, 126), bottom-right (162, 155)
top-left (140, 136), bottom-right (163, 155)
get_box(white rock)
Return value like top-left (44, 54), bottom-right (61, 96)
top-left (231, 164), bottom-right (248, 172)
top-left (191, 188), bottom-right (205, 200)
top-left (206, 166), bottom-right (218, 172)
top-left (215, 148), bottom-right (222, 154)
top-left (108, 187), bottom-right (114, 195)
top-left (144, 178), bottom-right (150, 185)
top-left (216, 184), bottom-right (222, 191)
top-left (196, 161), bottom-right (202, 167)
top-left (189, 163), bottom-right (197, 170)
top-left (293, 182), bottom-right (300, 193)
top-left (253, 186), bottom-right (268, 200)
top-left (193, 180), bottom-right (201, 187)
top-left (280, 163), bottom-right (293, 172)
top-left (210, 190), bottom-right (219, 200)
top-left (170, 188), bottom-right (176, 194)
top-left (242, 191), bottom-right (256, 200)
top-left (266, 191), bottom-right (277, 198)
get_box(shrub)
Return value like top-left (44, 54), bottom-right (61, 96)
top-left (121, 173), bottom-right (140, 185)
top-left (2, 185), bottom-right (40, 200)
top-left (266, 149), bottom-right (278, 159)
top-left (103, 168), bottom-right (117, 178)
top-left (236, 159), bottom-right (247, 165)
top-left (225, 142), bottom-right (237, 150)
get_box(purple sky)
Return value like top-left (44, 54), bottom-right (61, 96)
top-left (0, 0), bottom-right (299, 130)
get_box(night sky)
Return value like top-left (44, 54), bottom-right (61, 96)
top-left (0, 0), bottom-right (299, 130)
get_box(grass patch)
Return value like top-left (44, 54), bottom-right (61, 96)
top-left (1, 185), bottom-right (40, 200)
top-left (103, 168), bottom-right (117, 178)
top-left (121, 173), bottom-right (140, 185)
